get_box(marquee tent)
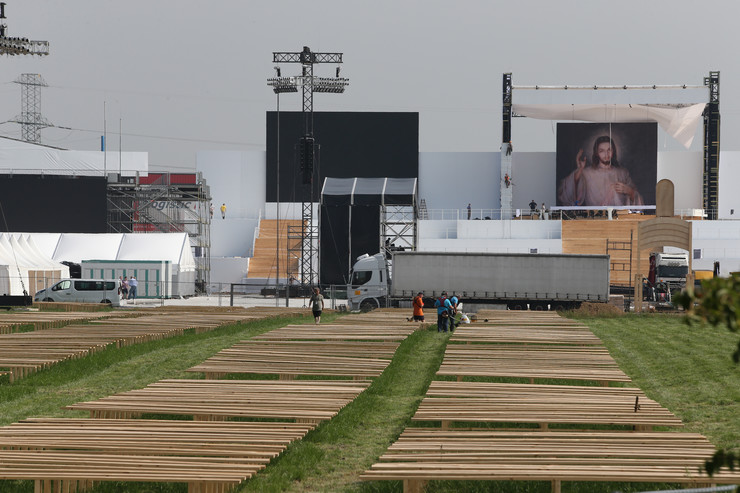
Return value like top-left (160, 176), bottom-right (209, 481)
top-left (8, 233), bottom-right (196, 298)
top-left (0, 234), bottom-right (70, 296)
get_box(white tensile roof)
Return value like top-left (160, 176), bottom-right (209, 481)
top-left (27, 233), bottom-right (195, 271)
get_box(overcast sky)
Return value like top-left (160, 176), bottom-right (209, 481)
top-left (0, 0), bottom-right (737, 171)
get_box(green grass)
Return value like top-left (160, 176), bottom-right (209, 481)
top-left (0, 312), bottom-right (738, 493)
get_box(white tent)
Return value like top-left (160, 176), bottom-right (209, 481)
top-left (0, 234), bottom-right (70, 296)
top-left (22, 232), bottom-right (196, 298)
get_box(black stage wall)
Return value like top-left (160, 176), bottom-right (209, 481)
top-left (0, 175), bottom-right (107, 233)
top-left (265, 112), bottom-right (419, 202)
top-left (320, 204), bottom-right (380, 286)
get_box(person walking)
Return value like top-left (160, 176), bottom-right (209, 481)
top-left (466, 203), bottom-right (471, 220)
top-left (412, 292), bottom-right (425, 322)
top-left (220, 203), bottom-right (227, 219)
top-left (309, 287), bottom-right (324, 324)
top-left (121, 276), bottom-right (129, 300)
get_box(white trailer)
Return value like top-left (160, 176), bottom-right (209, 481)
top-left (348, 251), bottom-right (610, 311)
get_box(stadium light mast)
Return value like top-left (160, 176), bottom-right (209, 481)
top-left (267, 46), bottom-right (348, 290)
top-left (0, 3), bottom-right (49, 56)
top-left (0, 3), bottom-right (50, 144)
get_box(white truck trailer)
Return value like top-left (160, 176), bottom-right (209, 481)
top-left (348, 251), bottom-right (610, 311)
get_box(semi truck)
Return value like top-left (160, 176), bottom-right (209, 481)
top-left (643, 252), bottom-right (690, 306)
top-left (347, 251), bottom-right (610, 311)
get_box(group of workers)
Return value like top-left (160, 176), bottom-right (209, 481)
top-left (412, 291), bottom-right (460, 332)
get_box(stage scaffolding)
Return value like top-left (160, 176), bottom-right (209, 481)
top-left (106, 172), bottom-right (212, 292)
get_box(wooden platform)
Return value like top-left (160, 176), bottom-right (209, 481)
top-left (361, 429), bottom-right (740, 493)
top-left (252, 324), bottom-right (417, 341)
top-left (414, 381), bottom-right (682, 430)
top-left (438, 344), bottom-right (632, 385)
top-left (66, 379), bottom-right (371, 423)
top-left (449, 325), bottom-right (604, 345)
top-left (188, 339), bottom-right (401, 379)
top-left (0, 311), bottom-right (277, 383)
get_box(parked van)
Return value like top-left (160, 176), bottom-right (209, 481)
top-left (34, 279), bottom-right (121, 307)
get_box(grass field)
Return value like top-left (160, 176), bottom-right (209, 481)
top-left (0, 311), bottom-right (738, 493)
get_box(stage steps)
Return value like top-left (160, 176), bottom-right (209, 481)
top-left (561, 215), bottom-right (655, 286)
top-left (247, 219), bottom-right (302, 281)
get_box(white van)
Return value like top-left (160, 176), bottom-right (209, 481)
top-left (34, 279), bottom-right (122, 307)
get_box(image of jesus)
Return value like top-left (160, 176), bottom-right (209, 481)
top-left (557, 135), bottom-right (643, 207)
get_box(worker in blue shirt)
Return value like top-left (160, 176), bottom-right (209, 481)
top-left (434, 291), bottom-right (452, 333)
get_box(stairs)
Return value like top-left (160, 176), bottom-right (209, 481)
top-left (561, 214), bottom-right (655, 286)
top-left (247, 219), bottom-right (302, 281)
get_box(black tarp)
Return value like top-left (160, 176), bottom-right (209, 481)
top-left (320, 177), bottom-right (416, 285)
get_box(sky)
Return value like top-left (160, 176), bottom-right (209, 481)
top-left (0, 0), bottom-right (738, 171)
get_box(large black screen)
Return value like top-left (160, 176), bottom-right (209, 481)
top-left (266, 112), bottom-right (419, 202)
top-left (0, 175), bottom-right (107, 233)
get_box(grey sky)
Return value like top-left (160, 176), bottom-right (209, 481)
top-left (0, 0), bottom-right (737, 170)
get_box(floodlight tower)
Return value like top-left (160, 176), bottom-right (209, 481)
top-left (0, 3), bottom-right (50, 143)
top-left (268, 46), bottom-right (348, 288)
top-left (12, 73), bottom-right (51, 143)
top-left (0, 3), bottom-right (49, 56)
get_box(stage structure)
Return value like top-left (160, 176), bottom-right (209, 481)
top-left (268, 46), bottom-right (349, 288)
top-left (320, 177), bottom-right (417, 286)
top-left (502, 72), bottom-right (718, 218)
top-left (106, 173), bottom-right (211, 292)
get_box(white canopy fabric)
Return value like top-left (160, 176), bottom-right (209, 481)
top-left (25, 233), bottom-right (195, 271)
top-left (511, 103), bottom-right (706, 149)
top-left (0, 136), bottom-right (149, 177)
top-left (0, 234), bottom-right (70, 295)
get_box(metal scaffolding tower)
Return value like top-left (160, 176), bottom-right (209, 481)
top-left (12, 73), bottom-right (51, 143)
top-left (106, 173), bottom-right (212, 292)
top-left (268, 46), bottom-right (348, 288)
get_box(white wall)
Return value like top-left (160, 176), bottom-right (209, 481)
top-left (719, 151), bottom-right (740, 220)
top-left (657, 151), bottom-right (703, 211)
top-left (510, 152), bottom-right (557, 211)
top-left (197, 151), bottom-right (266, 257)
top-left (419, 152), bottom-right (498, 214)
top-left (209, 257), bottom-right (249, 291)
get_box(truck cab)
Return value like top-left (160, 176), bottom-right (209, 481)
top-left (645, 252), bottom-right (689, 305)
top-left (651, 252), bottom-right (689, 291)
top-left (347, 253), bottom-right (389, 311)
